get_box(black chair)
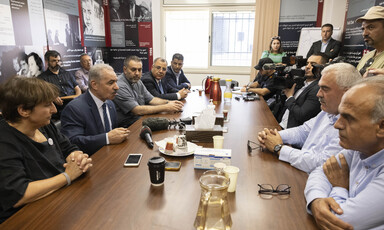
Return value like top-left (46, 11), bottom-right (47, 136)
top-left (219, 79), bottom-right (239, 89)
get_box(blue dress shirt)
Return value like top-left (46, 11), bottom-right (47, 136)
top-left (279, 111), bottom-right (343, 173)
top-left (305, 149), bottom-right (384, 230)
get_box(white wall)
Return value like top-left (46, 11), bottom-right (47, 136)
top-left (322, 0), bottom-right (348, 32)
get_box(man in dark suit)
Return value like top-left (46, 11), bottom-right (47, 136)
top-left (164, 53), bottom-right (191, 90)
top-left (306, 24), bottom-right (341, 60)
top-left (278, 53), bottom-right (328, 129)
top-left (142, 57), bottom-right (189, 100)
top-left (61, 64), bottom-right (130, 155)
top-left (119, 0), bottom-right (142, 21)
top-left (109, 0), bottom-right (121, 20)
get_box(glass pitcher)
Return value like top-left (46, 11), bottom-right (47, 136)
top-left (194, 173), bottom-right (232, 230)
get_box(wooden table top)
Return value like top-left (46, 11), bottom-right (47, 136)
top-left (1, 90), bottom-right (318, 230)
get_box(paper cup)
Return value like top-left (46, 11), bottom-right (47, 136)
top-left (214, 162), bottom-right (227, 175)
top-left (224, 166), bottom-right (240, 192)
top-left (213, 136), bottom-right (224, 149)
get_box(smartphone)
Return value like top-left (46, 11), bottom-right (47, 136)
top-left (165, 161), bottom-right (181, 171)
top-left (124, 154), bottom-right (142, 167)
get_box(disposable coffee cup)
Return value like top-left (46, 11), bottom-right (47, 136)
top-left (214, 162), bottom-right (227, 175)
top-left (213, 135), bottom-right (224, 149)
top-left (147, 156), bottom-right (166, 186)
top-left (224, 166), bottom-right (240, 192)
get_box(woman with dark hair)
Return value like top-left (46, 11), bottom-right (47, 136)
top-left (260, 36), bottom-right (287, 63)
top-left (0, 77), bottom-right (92, 223)
top-left (27, 52), bottom-right (43, 77)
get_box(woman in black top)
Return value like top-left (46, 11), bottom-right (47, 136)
top-left (0, 77), bottom-right (93, 223)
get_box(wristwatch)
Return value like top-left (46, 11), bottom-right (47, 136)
top-left (273, 144), bottom-right (283, 154)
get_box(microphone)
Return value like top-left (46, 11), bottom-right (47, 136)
top-left (140, 125), bottom-right (154, 148)
top-left (142, 117), bottom-right (189, 131)
top-left (142, 117), bottom-right (170, 131)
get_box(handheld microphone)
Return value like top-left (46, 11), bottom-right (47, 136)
top-left (140, 125), bottom-right (154, 148)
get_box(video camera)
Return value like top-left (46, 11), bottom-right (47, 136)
top-left (262, 56), bottom-right (307, 90)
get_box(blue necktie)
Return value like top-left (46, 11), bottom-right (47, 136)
top-left (159, 80), bottom-right (164, 94)
top-left (102, 103), bottom-right (111, 132)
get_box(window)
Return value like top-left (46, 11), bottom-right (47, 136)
top-left (165, 10), bottom-right (209, 68)
top-left (163, 4), bottom-right (255, 72)
top-left (211, 11), bottom-right (254, 66)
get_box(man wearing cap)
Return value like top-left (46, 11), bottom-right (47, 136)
top-left (241, 57), bottom-right (277, 101)
top-left (356, 6), bottom-right (384, 77)
top-left (306, 23), bottom-right (341, 60)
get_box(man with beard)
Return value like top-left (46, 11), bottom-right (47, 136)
top-left (258, 63), bottom-right (361, 173)
top-left (356, 6), bottom-right (384, 77)
top-left (164, 53), bottom-right (191, 90)
top-left (277, 53), bottom-right (327, 129)
top-left (142, 57), bottom-right (189, 100)
top-left (113, 56), bottom-right (184, 127)
top-left (306, 24), bottom-right (341, 60)
top-left (61, 64), bottom-right (130, 155)
top-left (38, 50), bottom-right (81, 117)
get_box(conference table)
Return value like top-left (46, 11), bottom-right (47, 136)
top-left (1, 90), bottom-right (318, 230)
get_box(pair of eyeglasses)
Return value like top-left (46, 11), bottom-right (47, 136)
top-left (258, 184), bottom-right (291, 199)
top-left (247, 140), bottom-right (262, 153)
top-left (258, 184), bottom-right (290, 194)
top-left (359, 57), bottom-right (374, 76)
top-left (271, 36), bottom-right (281, 40)
top-left (154, 65), bottom-right (167, 71)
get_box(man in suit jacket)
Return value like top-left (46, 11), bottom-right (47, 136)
top-left (164, 53), bottom-right (191, 90)
top-left (142, 57), bottom-right (189, 100)
top-left (118, 0), bottom-right (142, 21)
top-left (61, 64), bottom-right (130, 155)
top-left (109, 0), bottom-right (121, 20)
top-left (306, 24), bottom-right (341, 60)
top-left (278, 53), bottom-right (328, 129)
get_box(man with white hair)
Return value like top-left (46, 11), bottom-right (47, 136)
top-left (258, 63), bottom-right (361, 173)
top-left (305, 76), bottom-right (384, 230)
top-left (61, 64), bottom-right (130, 155)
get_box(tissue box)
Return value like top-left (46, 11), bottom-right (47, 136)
top-left (192, 113), bottom-right (225, 126)
top-left (194, 148), bottom-right (231, 169)
top-left (185, 125), bottom-right (223, 143)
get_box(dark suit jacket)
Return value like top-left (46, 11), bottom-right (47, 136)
top-left (164, 66), bottom-right (190, 90)
top-left (118, 4), bottom-right (142, 20)
top-left (60, 90), bottom-right (117, 155)
top-left (141, 71), bottom-right (179, 100)
top-left (278, 80), bottom-right (321, 128)
top-left (306, 38), bottom-right (341, 59)
top-left (110, 8), bottom-right (120, 20)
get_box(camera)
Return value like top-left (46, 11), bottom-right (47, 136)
top-left (263, 62), bottom-right (306, 90)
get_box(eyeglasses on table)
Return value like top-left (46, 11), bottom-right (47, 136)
top-left (258, 184), bottom-right (291, 199)
top-left (247, 140), bottom-right (263, 153)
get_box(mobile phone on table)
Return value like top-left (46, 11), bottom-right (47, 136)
top-left (124, 154), bottom-right (142, 167)
top-left (165, 161), bottom-right (181, 171)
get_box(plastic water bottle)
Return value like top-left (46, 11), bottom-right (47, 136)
top-left (224, 79), bottom-right (232, 103)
